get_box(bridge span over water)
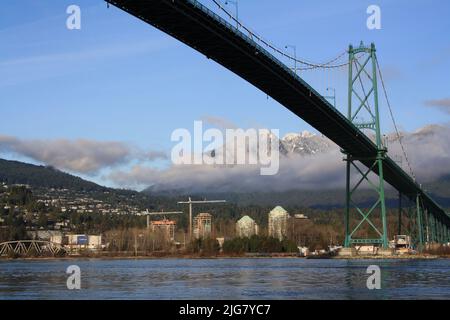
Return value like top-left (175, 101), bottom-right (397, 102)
top-left (105, 0), bottom-right (450, 248)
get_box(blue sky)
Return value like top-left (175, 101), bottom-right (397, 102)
top-left (1, 0), bottom-right (449, 188)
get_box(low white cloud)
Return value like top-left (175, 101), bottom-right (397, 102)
top-left (0, 135), bottom-right (131, 174)
top-left (0, 135), bottom-right (166, 175)
top-left (201, 115), bottom-right (238, 130)
top-left (2, 123), bottom-right (448, 192)
top-left (424, 98), bottom-right (450, 115)
top-left (108, 124), bottom-right (450, 192)
top-left (144, 150), bottom-right (168, 161)
top-left (108, 148), bottom-right (345, 192)
top-left (390, 124), bottom-right (450, 181)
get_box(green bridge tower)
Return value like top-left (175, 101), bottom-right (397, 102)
top-left (344, 42), bottom-right (389, 249)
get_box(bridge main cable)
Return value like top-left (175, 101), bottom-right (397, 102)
top-left (210, 0), bottom-right (350, 70)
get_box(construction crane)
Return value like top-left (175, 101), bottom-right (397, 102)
top-left (177, 197), bottom-right (226, 240)
top-left (143, 210), bottom-right (183, 229)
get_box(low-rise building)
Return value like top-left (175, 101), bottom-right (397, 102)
top-left (65, 234), bottom-right (104, 251)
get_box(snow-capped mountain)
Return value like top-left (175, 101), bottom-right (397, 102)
top-left (280, 131), bottom-right (333, 156)
top-left (206, 130), bottom-right (334, 160)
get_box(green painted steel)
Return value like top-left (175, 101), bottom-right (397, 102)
top-left (398, 193), bottom-right (402, 236)
top-left (344, 43), bottom-right (388, 248)
top-left (349, 239), bottom-right (384, 244)
top-left (431, 213), bottom-right (436, 243)
top-left (437, 218), bottom-right (440, 243)
top-left (416, 195), bottom-right (424, 250)
top-left (436, 217), bottom-right (440, 243)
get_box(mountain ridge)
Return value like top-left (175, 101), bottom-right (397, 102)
top-left (0, 158), bottom-right (106, 192)
top-left (1, 158), bottom-right (449, 209)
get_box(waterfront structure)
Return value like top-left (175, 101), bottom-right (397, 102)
top-left (298, 246), bottom-right (310, 257)
top-left (151, 219), bottom-right (176, 242)
top-left (65, 234), bottom-right (104, 251)
top-left (26, 231), bottom-right (103, 251)
top-left (0, 240), bottom-right (66, 257)
top-left (268, 206), bottom-right (290, 241)
top-left (236, 215), bottom-right (259, 238)
top-left (193, 213), bottom-right (212, 239)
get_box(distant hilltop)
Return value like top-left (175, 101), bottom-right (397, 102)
top-left (0, 158), bottom-right (106, 192)
top-left (1, 157), bottom-right (449, 209)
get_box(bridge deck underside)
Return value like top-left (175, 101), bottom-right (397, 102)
top-left (106, 0), bottom-right (450, 226)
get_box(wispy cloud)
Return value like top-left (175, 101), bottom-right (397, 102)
top-left (0, 136), bottom-right (132, 174)
top-left (0, 38), bottom-right (175, 87)
top-left (424, 98), bottom-right (450, 115)
top-left (421, 45), bottom-right (450, 68)
top-left (108, 149), bottom-right (346, 192)
top-left (144, 150), bottom-right (168, 161)
top-left (0, 135), bottom-right (166, 175)
top-left (201, 115), bottom-right (238, 130)
top-left (0, 40), bottom-right (171, 68)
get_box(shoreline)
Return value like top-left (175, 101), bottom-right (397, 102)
top-left (1, 253), bottom-right (449, 262)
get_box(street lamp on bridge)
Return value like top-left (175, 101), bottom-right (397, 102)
top-left (285, 44), bottom-right (297, 75)
top-left (324, 87), bottom-right (336, 108)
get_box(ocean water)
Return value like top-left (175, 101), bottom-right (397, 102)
top-left (0, 258), bottom-right (449, 300)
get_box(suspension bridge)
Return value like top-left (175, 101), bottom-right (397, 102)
top-left (104, 0), bottom-right (450, 250)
